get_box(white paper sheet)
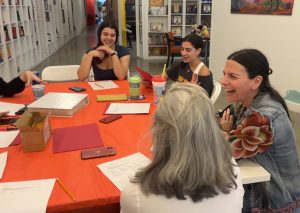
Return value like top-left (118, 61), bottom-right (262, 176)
top-left (97, 152), bottom-right (150, 191)
top-left (105, 103), bottom-right (150, 114)
top-left (0, 102), bottom-right (25, 116)
top-left (0, 152), bottom-right (8, 179)
top-left (88, 81), bottom-right (119, 90)
top-left (0, 179), bottom-right (56, 213)
top-left (0, 130), bottom-right (20, 148)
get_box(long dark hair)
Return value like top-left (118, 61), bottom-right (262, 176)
top-left (228, 49), bottom-right (290, 118)
top-left (96, 20), bottom-right (119, 47)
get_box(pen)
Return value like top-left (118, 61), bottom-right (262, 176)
top-left (56, 178), bottom-right (76, 201)
top-left (94, 82), bottom-right (104, 88)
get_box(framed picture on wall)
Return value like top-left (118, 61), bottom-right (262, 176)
top-left (231, 0), bottom-right (294, 15)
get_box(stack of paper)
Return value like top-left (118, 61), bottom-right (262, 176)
top-left (104, 103), bottom-right (150, 114)
top-left (0, 179), bottom-right (55, 212)
top-left (88, 81), bottom-right (119, 90)
top-left (97, 152), bottom-right (150, 190)
top-left (0, 152), bottom-right (7, 179)
top-left (0, 130), bottom-right (20, 148)
top-left (27, 92), bottom-right (89, 116)
top-left (0, 102), bottom-right (25, 116)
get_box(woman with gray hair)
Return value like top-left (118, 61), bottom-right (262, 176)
top-left (121, 83), bottom-right (244, 213)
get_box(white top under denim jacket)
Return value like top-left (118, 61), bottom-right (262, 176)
top-left (233, 93), bottom-right (300, 211)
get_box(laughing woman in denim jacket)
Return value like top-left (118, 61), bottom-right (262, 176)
top-left (220, 49), bottom-right (300, 212)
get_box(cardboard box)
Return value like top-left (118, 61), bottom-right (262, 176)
top-left (15, 111), bottom-right (51, 152)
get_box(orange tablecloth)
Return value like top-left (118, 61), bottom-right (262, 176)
top-left (0, 81), bottom-right (155, 213)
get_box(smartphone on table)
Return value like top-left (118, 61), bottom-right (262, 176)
top-left (99, 115), bottom-right (122, 124)
top-left (81, 147), bottom-right (116, 160)
top-left (69, 86), bottom-right (86, 92)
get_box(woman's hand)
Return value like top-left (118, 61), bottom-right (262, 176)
top-left (220, 108), bottom-right (233, 133)
top-left (97, 45), bottom-right (114, 56)
top-left (87, 49), bottom-right (105, 60)
top-left (19, 71), bottom-right (43, 87)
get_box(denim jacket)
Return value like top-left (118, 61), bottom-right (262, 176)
top-left (235, 93), bottom-right (300, 212)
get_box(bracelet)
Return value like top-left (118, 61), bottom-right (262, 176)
top-left (110, 51), bottom-right (117, 56)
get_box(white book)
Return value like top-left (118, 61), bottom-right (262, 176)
top-left (27, 92), bottom-right (89, 117)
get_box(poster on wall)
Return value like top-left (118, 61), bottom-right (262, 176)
top-left (231, 0), bottom-right (294, 15)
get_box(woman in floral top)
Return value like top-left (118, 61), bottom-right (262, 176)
top-left (220, 49), bottom-right (300, 212)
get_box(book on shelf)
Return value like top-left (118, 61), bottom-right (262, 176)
top-left (149, 6), bottom-right (166, 15)
top-left (172, 3), bottom-right (182, 13)
top-left (12, 27), bottom-right (17, 39)
top-left (149, 47), bottom-right (167, 56)
top-left (44, 0), bottom-right (48, 10)
top-left (150, 22), bottom-right (164, 32)
top-left (149, 0), bottom-right (164, 7)
top-left (171, 15), bottom-right (182, 25)
top-left (7, 47), bottom-right (12, 59)
top-left (0, 0), bottom-right (4, 5)
top-left (4, 26), bottom-right (10, 42)
top-left (28, 7), bottom-right (31, 20)
top-left (45, 11), bottom-right (50, 22)
top-left (0, 48), bottom-right (3, 63)
top-left (27, 92), bottom-right (89, 117)
top-left (186, 5), bottom-right (197, 14)
top-left (201, 3), bottom-right (211, 14)
top-left (186, 15), bottom-right (196, 25)
top-left (201, 15), bottom-right (211, 28)
top-left (62, 10), bottom-right (65, 23)
top-left (19, 26), bottom-right (25, 37)
top-left (171, 26), bottom-right (182, 36)
top-left (148, 33), bottom-right (167, 45)
top-left (17, 10), bottom-right (21, 22)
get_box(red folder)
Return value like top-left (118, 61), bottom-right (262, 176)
top-left (135, 66), bottom-right (153, 83)
top-left (52, 123), bottom-right (103, 153)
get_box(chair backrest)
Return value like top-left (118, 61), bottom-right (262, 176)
top-left (166, 32), bottom-right (175, 48)
top-left (211, 79), bottom-right (222, 103)
top-left (41, 65), bottom-right (80, 82)
top-left (284, 90), bottom-right (300, 113)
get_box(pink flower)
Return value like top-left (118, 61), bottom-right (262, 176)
top-left (228, 112), bottom-right (273, 159)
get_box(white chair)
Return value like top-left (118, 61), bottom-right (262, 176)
top-left (210, 79), bottom-right (222, 103)
top-left (284, 90), bottom-right (300, 113)
top-left (285, 100), bottom-right (300, 114)
top-left (41, 65), bottom-right (80, 82)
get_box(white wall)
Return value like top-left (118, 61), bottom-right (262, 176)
top-left (210, 1), bottom-right (300, 96)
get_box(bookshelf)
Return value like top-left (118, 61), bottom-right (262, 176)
top-left (0, 0), bottom-right (86, 82)
top-left (136, 0), bottom-right (212, 60)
